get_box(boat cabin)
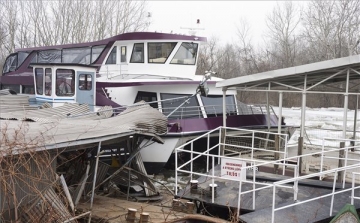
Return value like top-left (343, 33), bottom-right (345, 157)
top-left (32, 64), bottom-right (97, 110)
top-left (0, 32), bottom-right (206, 94)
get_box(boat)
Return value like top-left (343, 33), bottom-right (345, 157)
top-left (0, 32), bottom-right (284, 174)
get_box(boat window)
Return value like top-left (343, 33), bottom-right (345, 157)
top-left (30, 53), bottom-right (37, 64)
top-left (148, 42), bottom-right (176, 63)
top-left (2, 54), bottom-right (17, 74)
top-left (106, 46), bottom-right (117, 64)
top-left (1, 84), bottom-right (20, 93)
top-left (17, 52), bottom-right (30, 68)
top-left (78, 74), bottom-right (92, 90)
top-left (35, 68), bottom-right (44, 95)
top-left (160, 93), bottom-right (201, 119)
top-left (62, 47), bottom-right (91, 64)
top-left (121, 46), bottom-right (127, 63)
top-left (22, 85), bottom-right (35, 94)
top-left (56, 69), bottom-right (75, 96)
top-left (201, 95), bottom-right (236, 117)
top-left (91, 45), bottom-right (105, 63)
top-left (45, 68), bottom-right (52, 96)
top-left (170, 42), bottom-right (198, 65)
top-left (134, 91), bottom-right (158, 108)
top-left (130, 43), bottom-right (144, 63)
top-left (38, 50), bottom-right (61, 63)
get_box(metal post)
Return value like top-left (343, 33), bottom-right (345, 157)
top-left (338, 69), bottom-right (350, 183)
top-left (223, 88), bottom-right (227, 128)
top-left (343, 69), bottom-right (350, 139)
top-left (220, 88), bottom-right (227, 159)
top-left (211, 156), bottom-right (215, 203)
top-left (294, 166), bottom-right (298, 201)
top-left (237, 179), bottom-right (242, 220)
top-left (352, 95), bottom-right (359, 151)
top-left (175, 146), bottom-right (178, 195)
top-left (190, 142), bottom-right (193, 181)
top-left (252, 165), bottom-right (256, 210)
top-left (278, 92), bottom-right (283, 134)
top-left (271, 185), bottom-right (276, 223)
top-left (251, 131), bottom-right (255, 160)
top-left (264, 91), bottom-right (271, 149)
top-left (298, 75), bottom-right (307, 175)
top-left (207, 134), bottom-right (210, 172)
top-left (320, 140), bottom-right (325, 180)
top-left (88, 141), bottom-right (102, 223)
top-left (330, 171), bottom-right (337, 216)
top-left (351, 173), bottom-right (355, 205)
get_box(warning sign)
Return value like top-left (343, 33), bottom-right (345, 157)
top-left (220, 158), bottom-right (246, 180)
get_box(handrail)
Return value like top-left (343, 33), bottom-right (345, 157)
top-left (174, 126), bottom-right (360, 222)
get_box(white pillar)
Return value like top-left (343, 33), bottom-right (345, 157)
top-left (278, 92), bottom-right (283, 134)
top-left (222, 88), bottom-right (227, 127)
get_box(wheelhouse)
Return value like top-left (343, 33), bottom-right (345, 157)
top-left (32, 64), bottom-right (97, 109)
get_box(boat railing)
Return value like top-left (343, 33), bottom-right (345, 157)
top-left (174, 127), bottom-right (360, 222)
top-left (103, 100), bottom-right (278, 120)
top-left (162, 103), bottom-right (277, 119)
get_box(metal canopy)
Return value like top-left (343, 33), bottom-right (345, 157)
top-left (216, 54), bottom-right (360, 179)
top-left (216, 54), bottom-right (360, 94)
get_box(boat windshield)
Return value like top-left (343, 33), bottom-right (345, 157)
top-left (170, 42), bottom-right (198, 65)
top-left (29, 45), bottom-right (105, 65)
top-left (148, 42), bottom-right (177, 63)
top-left (2, 51), bottom-right (30, 74)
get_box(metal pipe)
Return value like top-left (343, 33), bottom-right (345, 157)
top-left (88, 141), bottom-right (102, 223)
top-left (300, 75), bottom-right (307, 137)
top-left (352, 95), bottom-right (358, 151)
top-left (343, 69), bottom-right (350, 139)
top-left (237, 179), bottom-right (242, 220)
top-left (278, 92), bottom-right (283, 134)
top-left (222, 88), bottom-right (227, 127)
top-left (175, 146), bottom-right (178, 195)
top-left (211, 156), bottom-right (215, 203)
top-left (190, 142), bottom-right (193, 181)
top-left (330, 171), bottom-right (337, 216)
top-left (271, 185), bottom-right (276, 223)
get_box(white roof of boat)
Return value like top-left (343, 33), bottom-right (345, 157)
top-left (216, 54), bottom-right (360, 92)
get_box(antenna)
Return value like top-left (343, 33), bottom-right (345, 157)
top-left (180, 19), bottom-right (205, 36)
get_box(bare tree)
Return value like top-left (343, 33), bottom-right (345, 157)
top-left (302, 0), bottom-right (360, 61)
top-left (196, 36), bottom-right (221, 75)
top-left (235, 18), bottom-right (261, 74)
top-left (265, 1), bottom-right (301, 68)
top-left (0, 0), bottom-right (150, 72)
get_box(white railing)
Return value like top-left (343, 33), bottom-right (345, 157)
top-left (174, 126), bottom-right (360, 222)
top-left (163, 103), bottom-right (278, 120)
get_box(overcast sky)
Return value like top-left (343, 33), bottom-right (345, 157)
top-left (148, 1), bottom-right (280, 45)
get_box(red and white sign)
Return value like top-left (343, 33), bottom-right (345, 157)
top-left (220, 158), bottom-right (246, 180)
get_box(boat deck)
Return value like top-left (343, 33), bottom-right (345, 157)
top-left (176, 165), bottom-right (360, 222)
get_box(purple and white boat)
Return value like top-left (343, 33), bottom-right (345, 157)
top-left (0, 32), bottom-right (283, 174)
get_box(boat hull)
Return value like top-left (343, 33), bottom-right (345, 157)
top-left (141, 114), bottom-right (284, 174)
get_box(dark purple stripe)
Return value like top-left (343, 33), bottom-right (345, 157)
top-left (0, 75), bottom-right (34, 85)
top-left (96, 80), bottom-right (217, 88)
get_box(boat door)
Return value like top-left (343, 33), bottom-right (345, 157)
top-left (120, 46), bottom-right (128, 75)
top-left (76, 71), bottom-right (95, 110)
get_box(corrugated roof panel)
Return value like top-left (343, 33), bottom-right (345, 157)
top-left (0, 95), bottom-right (34, 113)
top-left (0, 102), bottom-right (167, 153)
